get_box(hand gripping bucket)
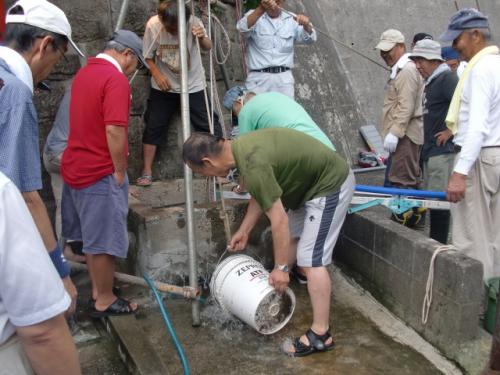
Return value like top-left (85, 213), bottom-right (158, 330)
top-left (210, 254), bottom-right (296, 335)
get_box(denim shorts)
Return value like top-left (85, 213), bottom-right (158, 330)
top-left (61, 174), bottom-right (129, 258)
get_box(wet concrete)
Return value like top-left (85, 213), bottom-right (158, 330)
top-left (135, 281), bottom-right (442, 375)
top-left (71, 271), bottom-right (129, 375)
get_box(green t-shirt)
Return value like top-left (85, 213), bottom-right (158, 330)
top-left (238, 92), bottom-right (336, 151)
top-left (232, 128), bottom-right (349, 211)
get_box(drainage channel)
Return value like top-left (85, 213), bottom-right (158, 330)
top-left (93, 266), bottom-right (459, 375)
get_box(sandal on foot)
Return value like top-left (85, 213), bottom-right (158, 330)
top-left (89, 286), bottom-right (122, 306)
top-left (136, 175), bottom-right (152, 187)
top-left (90, 297), bottom-right (137, 318)
top-left (286, 328), bottom-right (335, 357)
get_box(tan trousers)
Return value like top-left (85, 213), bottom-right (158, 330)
top-left (452, 148), bottom-right (500, 280)
top-left (0, 335), bottom-right (34, 375)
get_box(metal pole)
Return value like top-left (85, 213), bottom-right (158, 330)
top-left (178, 0), bottom-right (200, 326)
top-left (115, 0), bottom-right (130, 31)
top-left (352, 165), bottom-right (386, 174)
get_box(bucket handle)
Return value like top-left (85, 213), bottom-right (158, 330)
top-left (215, 247), bottom-right (264, 269)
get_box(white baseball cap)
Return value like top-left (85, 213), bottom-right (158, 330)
top-left (375, 29), bottom-right (405, 51)
top-left (6, 0), bottom-right (84, 57)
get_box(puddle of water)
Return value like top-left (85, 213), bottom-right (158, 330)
top-left (140, 283), bottom-right (443, 375)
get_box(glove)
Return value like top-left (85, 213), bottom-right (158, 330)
top-left (383, 133), bottom-right (399, 153)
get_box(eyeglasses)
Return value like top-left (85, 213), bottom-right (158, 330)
top-left (55, 44), bottom-right (69, 63)
top-left (127, 51), bottom-right (143, 70)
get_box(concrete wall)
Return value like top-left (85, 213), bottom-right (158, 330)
top-left (127, 180), bottom-right (274, 284)
top-left (335, 208), bottom-right (486, 373)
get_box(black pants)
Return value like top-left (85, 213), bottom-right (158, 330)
top-left (430, 209), bottom-right (450, 244)
top-left (142, 88), bottom-right (222, 146)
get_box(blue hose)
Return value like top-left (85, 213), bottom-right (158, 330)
top-left (144, 274), bottom-right (190, 375)
top-left (355, 184), bottom-right (447, 200)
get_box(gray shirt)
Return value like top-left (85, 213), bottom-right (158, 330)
top-left (43, 86), bottom-right (70, 157)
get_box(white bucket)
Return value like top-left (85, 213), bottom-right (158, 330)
top-left (210, 254), bottom-right (296, 335)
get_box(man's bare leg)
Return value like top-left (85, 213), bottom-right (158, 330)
top-left (287, 238), bottom-right (298, 267)
top-left (86, 254), bottom-right (97, 301)
top-left (141, 144), bottom-right (157, 177)
top-left (301, 266), bottom-right (333, 344)
top-left (92, 254), bottom-right (137, 311)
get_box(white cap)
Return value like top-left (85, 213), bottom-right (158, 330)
top-left (6, 0), bottom-right (84, 57)
top-left (375, 29), bottom-right (405, 51)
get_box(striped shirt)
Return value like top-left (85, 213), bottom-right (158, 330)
top-left (0, 58), bottom-right (42, 192)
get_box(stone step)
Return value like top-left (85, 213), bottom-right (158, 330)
top-left (107, 314), bottom-right (171, 375)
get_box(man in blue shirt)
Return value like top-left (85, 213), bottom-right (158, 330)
top-left (0, 0), bottom-right (84, 315)
top-left (236, 0), bottom-right (316, 99)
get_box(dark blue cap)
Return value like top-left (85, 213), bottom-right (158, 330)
top-left (223, 86), bottom-right (247, 111)
top-left (441, 46), bottom-right (459, 60)
top-left (440, 8), bottom-right (489, 42)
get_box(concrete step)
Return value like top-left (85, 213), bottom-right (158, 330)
top-left (107, 314), bottom-right (170, 375)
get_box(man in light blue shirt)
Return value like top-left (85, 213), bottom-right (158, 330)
top-left (0, 0), bottom-right (84, 317)
top-left (224, 87), bottom-right (336, 150)
top-left (236, 0), bottom-right (317, 99)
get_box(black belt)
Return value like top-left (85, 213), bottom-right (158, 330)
top-left (250, 66), bottom-right (290, 73)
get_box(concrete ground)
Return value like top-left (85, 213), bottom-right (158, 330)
top-left (70, 261), bottom-right (462, 375)
top-left (101, 275), bottom-right (450, 374)
top-left (71, 272), bottom-right (129, 375)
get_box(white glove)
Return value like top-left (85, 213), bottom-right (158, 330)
top-left (383, 133), bottom-right (399, 153)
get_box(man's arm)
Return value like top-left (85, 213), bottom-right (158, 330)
top-left (237, 0), bottom-right (276, 33)
top-left (22, 191), bottom-right (77, 316)
top-left (389, 67), bottom-right (422, 138)
top-left (229, 197), bottom-right (263, 251)
top-left (22, 191), bottom-right (57, 250)
top-left (192, 22), bottom-right (212, 51)
top-left (447, 68), bottom-right (491, 202)
top-left (147, 58), bottom-right (171, 92)
top-left (106, 125), bottom-right (128, 185)
top-left (17, 314), bottom-right (81, 375)
top-left (265, 198), bottom-right (290, 293)
top-left (294, 15), bottom-right (317, 43)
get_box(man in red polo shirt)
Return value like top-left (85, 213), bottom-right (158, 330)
top-left (61, 30), bottom-right (148, 317)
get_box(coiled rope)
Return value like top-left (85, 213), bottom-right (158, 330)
top-left (421, 244), bottom-right (457, 324)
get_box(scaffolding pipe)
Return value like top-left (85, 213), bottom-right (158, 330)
top-left (115, 0), bottom-right (130, 31)
top-left (178, 0), bottom-right (201, 327)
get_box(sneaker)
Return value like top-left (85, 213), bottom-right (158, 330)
top-left (291, 265), bottom-right (307, 285)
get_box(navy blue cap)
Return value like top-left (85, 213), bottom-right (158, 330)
top-left (412, 32), bottom-right (433, 44)
top-left (223, 86), bottom-right (247, 111)
top-left (440, 8), bottom-right (489, 42)
top-left (441, 46), bottom-right (459, 60)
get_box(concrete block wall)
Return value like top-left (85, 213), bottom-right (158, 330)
top-left (127, 180), bottom-right (273, 284)
top-left (335, 208), bottom-right (484, 366)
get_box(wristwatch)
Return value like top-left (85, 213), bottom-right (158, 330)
top-left (274, 264), bottom-right (290, 273)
